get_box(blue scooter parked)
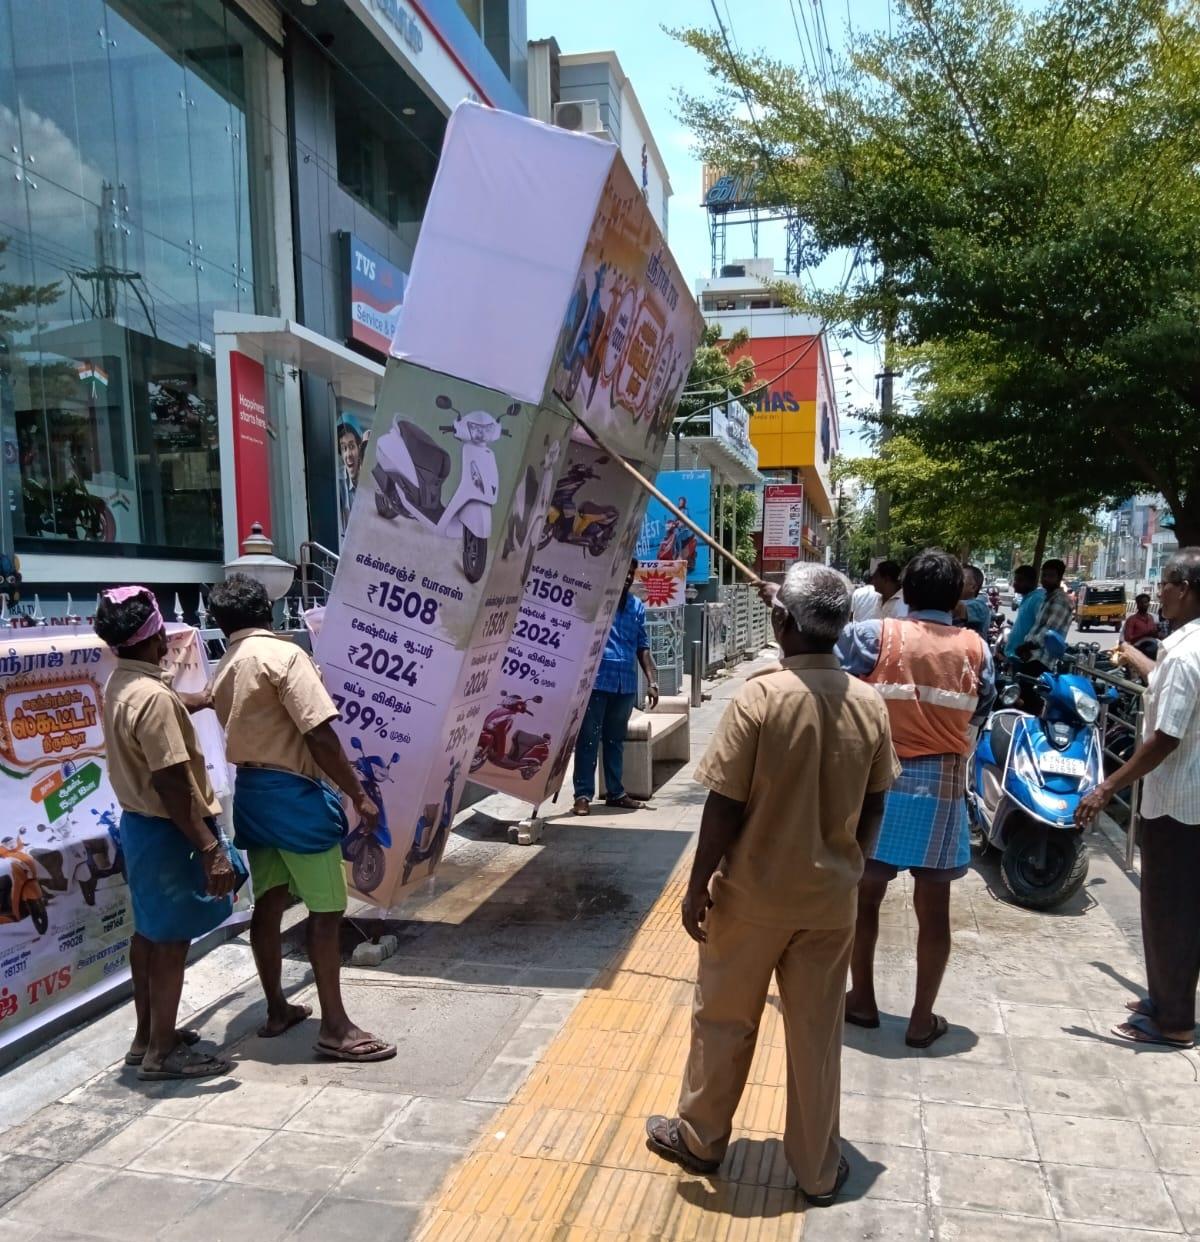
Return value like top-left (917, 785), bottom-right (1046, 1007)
top-left (969, 631), bottom-right (1116, 909)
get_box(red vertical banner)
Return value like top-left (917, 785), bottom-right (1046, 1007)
top-left (229, 351), bottom-right (271, 542)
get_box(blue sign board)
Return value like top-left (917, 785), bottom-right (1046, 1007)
top-left (638, 469), bottom-right (712, 583)
top-left (343, 233), bottom-right (407, 358)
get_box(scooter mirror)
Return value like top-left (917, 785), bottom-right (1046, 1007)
top-left (435, 395), bottom-right (453, 410)
top-left (532, 695), bottom-right (544, 703)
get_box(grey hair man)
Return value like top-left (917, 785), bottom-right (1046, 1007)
top-left (646, 561), bottom-right (901, 1206)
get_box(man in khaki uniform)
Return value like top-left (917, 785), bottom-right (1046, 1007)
top-left (209, 574), bottom-right (394, 1062)
top-left (646, 563), bottom-right (899, 1205)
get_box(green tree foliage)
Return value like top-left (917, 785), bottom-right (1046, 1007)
top-left (675, 0), bottom-right (1200, 543)
top-left (677, 324), bottom-right (755, 423)
top-left (715, 484), bottom-right (758, 567)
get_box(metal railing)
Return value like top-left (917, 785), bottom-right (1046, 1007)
top-left (298, 540), bottom-right (340, 609)
top-left (1074, 647), bottom-right (1146, 869)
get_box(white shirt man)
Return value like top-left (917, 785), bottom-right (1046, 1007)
top-left (1141, 616), bottom-right (1200, 824)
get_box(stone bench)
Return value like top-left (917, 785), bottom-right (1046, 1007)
top-left (597, 694), bottom-right (691, 801)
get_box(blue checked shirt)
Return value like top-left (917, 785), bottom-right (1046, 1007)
top-left (593, 594), bottom-right (650, 695)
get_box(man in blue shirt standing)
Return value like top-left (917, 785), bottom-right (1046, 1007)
top-left (1005, 564), bottom-right (1045, 663)
top-left (573, 559), bottom-right (660, 814)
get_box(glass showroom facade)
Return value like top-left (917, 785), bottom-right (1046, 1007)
top-left (0, 0), bottom-right (279, 563)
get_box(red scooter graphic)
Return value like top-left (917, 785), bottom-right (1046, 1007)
top-left (471, 692), bottom-right (550, 780)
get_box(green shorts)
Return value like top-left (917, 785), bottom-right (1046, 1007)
top-left (246, 843), bottom-right (348, 913)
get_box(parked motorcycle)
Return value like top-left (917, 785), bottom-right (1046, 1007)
top-left (471, 692), bottom-right (550, 780)
top-left (0, 837), bottom-right (49, 934)
top-left (402, 757), bottom-right (462, 884)
top-left (969, 632), bottom-right (1115, 909)
top-left (341, 738), bottom-right (399, 895)
top-left (372, 395), bottom-right (521, 584)
top-left (556, 263), bottom-right (608, 404)
top-left (537, 462), bottom-right (619, 557)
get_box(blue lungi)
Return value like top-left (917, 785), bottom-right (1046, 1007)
top-left (120, 812), bottom-right (233, 943)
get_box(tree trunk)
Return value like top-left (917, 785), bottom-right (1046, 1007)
top-left (1032, 513), bottom-right (1051, 572)
top-left (1169, 487), bottom-right (1200, 549)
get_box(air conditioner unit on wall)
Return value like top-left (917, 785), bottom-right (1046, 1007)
top-left (553, 99), bottom-right (602, 135)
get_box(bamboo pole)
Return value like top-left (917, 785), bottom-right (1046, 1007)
top-left (571, 412), bottom-right (765, 588)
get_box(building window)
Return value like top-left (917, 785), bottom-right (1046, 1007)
top-left (0, 0), bottom-right (277, 559)
top-left (334, 66), bottom-right (439, 231)
top-left (457, 0), bottom-right (483, 34)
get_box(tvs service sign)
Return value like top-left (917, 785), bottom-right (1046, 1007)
top-left (344, 234), bottom-right (408, 359)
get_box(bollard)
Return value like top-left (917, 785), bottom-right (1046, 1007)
top-left (690, 640), bottom-right (702, 708)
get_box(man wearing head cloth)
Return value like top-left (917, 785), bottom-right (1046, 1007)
top-left (95, 586), bottom-right (239, 1081)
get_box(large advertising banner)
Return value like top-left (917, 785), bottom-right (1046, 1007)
top-left (637, 469), bottom-right (713, 583)
top-left (469, 441), bottom-right (648, 806)
top-left (314, 363), bottom-right (573, 904)
top-left (763, 483), bottom-right (805, 560)
top-left (230, 351), bottom-right (271, 543)
top-left (547, 156), bottom-right (697, 467)
top-left (343, 233), bottom-right (408, 359)
top-left (0, 627), bottom-right (236, 1053)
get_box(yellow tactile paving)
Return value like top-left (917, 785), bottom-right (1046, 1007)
top-left (413, 869), bottom-right (807, 1242)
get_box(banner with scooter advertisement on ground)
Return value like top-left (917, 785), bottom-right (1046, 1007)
top-left (468, 440), bottom-right (650, 806)
top-left (638, 469), bottom-right (712, 584)
top-left (0, 627), bottom-right (235, 1054)
top-left (315, 362), bottom-right (573, 904)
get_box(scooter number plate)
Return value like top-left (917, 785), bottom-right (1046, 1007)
top-left (1039, 753), bottom-right (1087, 777)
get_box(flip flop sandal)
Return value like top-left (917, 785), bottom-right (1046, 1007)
top-left (605, 795), bottom-right (643, 809)
top-left (802, 1155), bottom-right (850, 1208)
top-left (1111, 1014), bottom-right (1195, 1049)
top-left (905, 1014), bottom-right (950, 1049)
top-left (844, 1010), bottom-right (881, 1030)
top-left (138, 1044), bottom-right (230, 1082)
top-left (125, 1028), bottom-right (201, 1067)
top-left (313, 1036), bottom-right (398, 1063)
top-left (1124, 997), bottom-right (1155, 1018)
top-left (644, 1115), bottom-right (721, 1175)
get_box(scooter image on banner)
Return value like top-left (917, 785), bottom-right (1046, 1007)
top-left (472, 692), bottom-right (550, 780)
top-left (537, 460), bottom-right (620, 557)
top-left (502, 436), bottom-right (562, 585)
top-left (31, 818), bottom-right (123, 907)
top-left (372, 394), bottom-right (520, 585)
top-left (402, 756), bottom-right (462, 885)
top-left (0, 834), bottom-right (49, 935)
top-left (341, 737), bottom-right (398, 895)
top-left (555, 262), bottom-right (608, 404)
top-left (657, 503), bottom-right (698, 571)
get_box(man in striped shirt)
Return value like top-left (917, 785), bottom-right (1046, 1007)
top-left (572, 559), bottom-right (659, 814)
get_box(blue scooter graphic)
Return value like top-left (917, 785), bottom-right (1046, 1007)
top-left (402, 756), bottom-right (462, 885)
top-left (341, 737), bottom-right (399, 895)
top-left (969, 631), bottom-right (1116, 909)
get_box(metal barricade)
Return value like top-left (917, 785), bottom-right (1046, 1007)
top-left (645, 605), bottom-right (685, 697)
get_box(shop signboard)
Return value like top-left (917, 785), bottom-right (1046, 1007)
top-left (315, 363), bottom-right (573, 904)
top-left (633, 560), bottom-right (687, 609)
top-left (637, 470), bottom-right (712, 583)
top-left (763, 483), bottom-right (805, 559)
top-left (0, 627), bottom-right (239, 1054)
top-left (230, 351), bottom-right (271, 542)
top-left (711, 399), bottom-right (757, 471)
top-left (343, 234), bottom-right (408, 359)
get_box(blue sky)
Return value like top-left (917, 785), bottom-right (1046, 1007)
top-left (527, 0), bottom-right (900, 452)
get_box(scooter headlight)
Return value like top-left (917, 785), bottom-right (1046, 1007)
top-left (1070, 685), bottom-right (1099, 725)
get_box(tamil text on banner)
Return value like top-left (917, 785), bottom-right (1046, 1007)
top-left (0, 626), bottom-right (235, 1054)
top-left (314, 362), bottom-right (573, 905)
top-left (763, 483), bottom-right (805, 560)
top-left (633, 560), bottom-right (687, 610)
top-left (468, 441), bottom-right (650, 806)
top-left (637, 469), bottom-right (712, 584)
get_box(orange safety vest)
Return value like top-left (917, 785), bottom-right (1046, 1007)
top-left (865, 618), bottom-right (985, 758)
